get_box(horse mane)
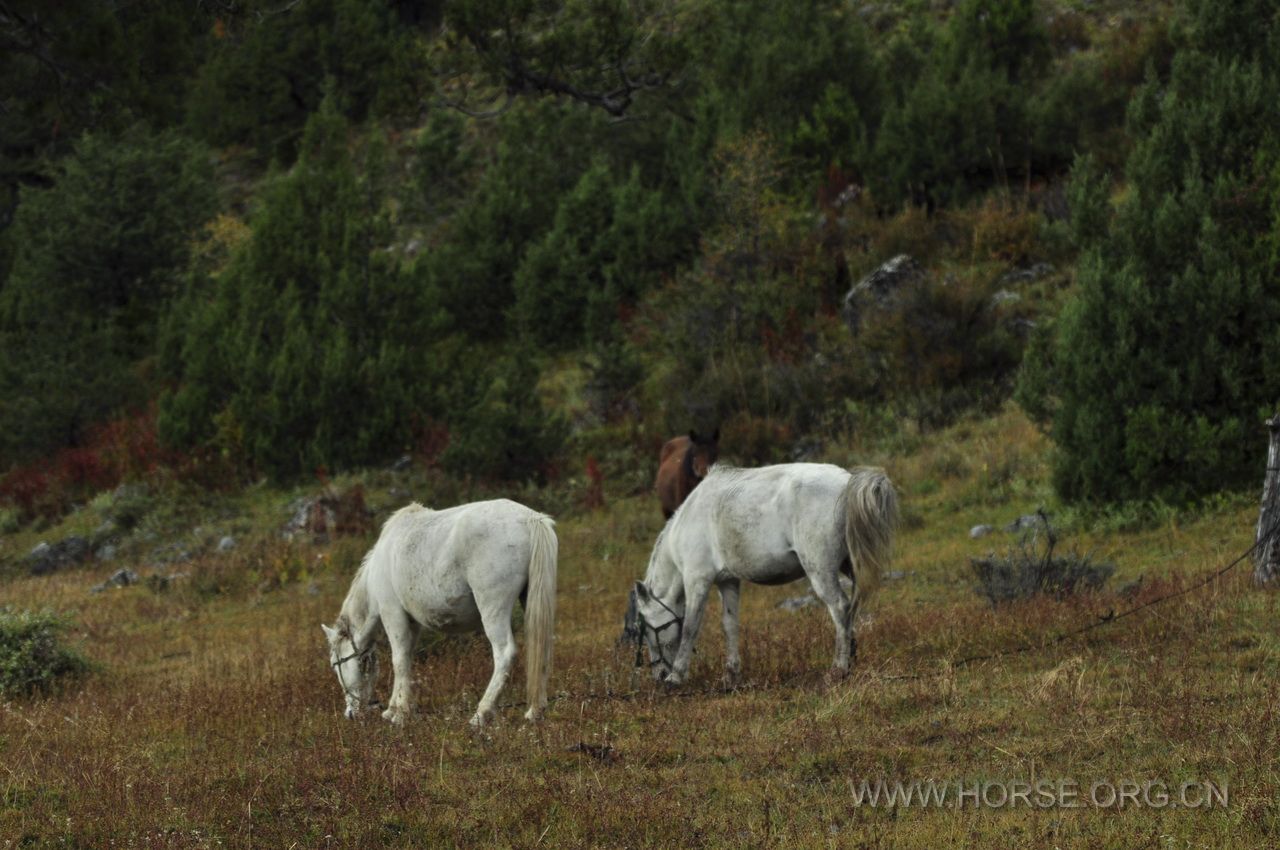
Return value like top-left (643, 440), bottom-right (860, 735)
top-left (642, 521), bottom-right (674, 584)
top-left (645, 463), bottom-right (737, 581)
top-left (337, 554), bottom-right (373, 638)
top-left (699, 462), bottom-right (746, 494)
top-left (338, 502), bottom-right (433, 636)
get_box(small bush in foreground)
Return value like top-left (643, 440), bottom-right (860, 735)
top-left (0, 609), bottom-right (91, 698)
top-left (971, 514), bottom-right (1114, 605)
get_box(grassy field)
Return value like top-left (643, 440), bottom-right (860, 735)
top-left (1, 408), bottom-right (1277, 848)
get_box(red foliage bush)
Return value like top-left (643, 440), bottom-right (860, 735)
top-left (0, 406), bottom-right (174, 522)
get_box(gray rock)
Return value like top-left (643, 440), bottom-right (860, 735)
top-left (777, 594), bottom-right (819, 612)
top-left (883, 570), bottom-right (907, 582)
top-left (96, 543), bottom-right (118, 562)
top-left (841, 254), bottom-right (925, 337)
top-left (391, 454), bottom-right (413, 472)
top-left (969, 524), bottom-right (995, 539)
top-left (217, 535), bottom-right (236, 553)
top-left (283, 496), bottom-right (335, 540)
top-left (990, 289), bottom-right (1021, 307)
top-left (998, 262), bottom-right (1055, 287)
top-left (91, 568), bottom-right (140, 593)
top-left (28, 536), bottom-right (93, 576)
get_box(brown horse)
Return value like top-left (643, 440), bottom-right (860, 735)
top-left (655, 429), bottom-right (720, 519)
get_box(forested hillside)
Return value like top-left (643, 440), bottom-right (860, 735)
top-left (4, 5), bottom-right (1280, 846)
top-left (1, 0), bottom-right (1277, 520)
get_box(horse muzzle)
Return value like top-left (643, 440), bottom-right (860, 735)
top-left (344, 698), bottom-right (382, 720)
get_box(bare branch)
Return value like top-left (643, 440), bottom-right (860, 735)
top-left (438, 90), bottom-right (516, 120)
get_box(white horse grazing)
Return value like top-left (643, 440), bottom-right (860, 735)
top-left (322, 499), bottom-right (557, 726)
top-left (623, 464), bottom-right (898, 685)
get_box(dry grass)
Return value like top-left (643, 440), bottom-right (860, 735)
top-left (1, 407), bottom-right (1278, 848)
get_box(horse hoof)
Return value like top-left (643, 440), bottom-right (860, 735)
top-left (824, 667), bottom-right (850, 686)
top-left (382, 707), bottom-right (406, 725)
top-left (469, 710), bottom-right (494, 728)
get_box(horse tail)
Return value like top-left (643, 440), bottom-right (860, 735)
top-left (843, 467), bottom-right (899, 609)
top-left (524, 515), bottom-right (558, 721)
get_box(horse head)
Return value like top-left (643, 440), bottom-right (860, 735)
top-left (322, 620), bottom-right (380, 718)
top-left (686, 428), bottom-right (720, 480)
top-left (628, 581), bottom-right (685, 680)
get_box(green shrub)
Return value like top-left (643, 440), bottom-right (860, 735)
top-left (971, 516), bottom-right (1114, 605)
top-left (0, 610), bottom-right (91, 698)
top-left (855, 269), bottom-right (1028, 428)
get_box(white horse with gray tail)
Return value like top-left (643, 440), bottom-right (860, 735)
top-left (623, 464), bottom-right (897, 684)
top-left (323, 499), bottom-right (556, 726)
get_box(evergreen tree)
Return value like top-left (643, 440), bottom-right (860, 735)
top-left (0, 0), bottom-right (213, 231)
top-left (160, 95), bottom-right (448, 477)
top-left (0, 127), bottom-right (215, 465)
top-left (186, 0), bottom-right (420, 160)
top-left (872, 0), bottom-right (1051, 207)
top-left (425, 102), bottom-right (605, 339)
top-left (1017, 0), bottom-right (1280, 502)
top-left (512, 160), bottom-right (690, 349)
top-left (440, 352), bottom-right (567, 483)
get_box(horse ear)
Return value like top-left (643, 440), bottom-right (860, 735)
top-left (634, 581), bottom-right (651, 602)
top-left (688, 430), bottom-right (699, 442)
top-left (321, 623), bottom-right (338, 644)
top-left (710, 427), bottom-right (720, 443)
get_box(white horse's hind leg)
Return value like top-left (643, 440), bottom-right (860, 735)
top-left (381, 609), bottom-right (418, 725)
top-left (471, 607), bottom-right (517, 727)
top-left (718, 579), bottom-right (742, 683)
top-left (806, 567), bottom-right (853, 674)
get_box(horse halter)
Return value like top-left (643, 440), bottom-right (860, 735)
top-left (630, 586), bottom-right (684, 672)
top-left (332, 640), bottom-right (380, 709)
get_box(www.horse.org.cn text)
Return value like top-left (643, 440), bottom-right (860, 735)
top-left (847, 778), bottom-right (1229, 810)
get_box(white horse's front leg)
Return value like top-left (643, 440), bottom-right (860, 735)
top-left (381, 610), bottom-right (418, 724)
top-left (718, 579), bottom-right (742, 684)
top-left (471, 610), bottom-right (517, 727)
top-left (666, 580), bottom-right (712, 686)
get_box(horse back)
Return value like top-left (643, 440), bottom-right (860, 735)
top-left (678, 464), bottom-right (850, 578)
top-left (376, 499), bottom-right (544, 630)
